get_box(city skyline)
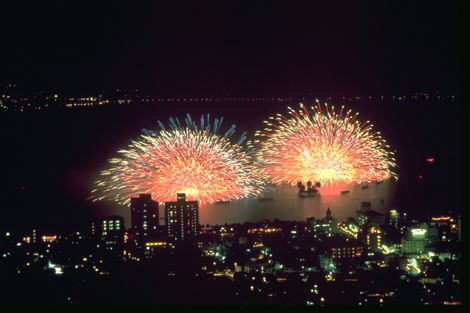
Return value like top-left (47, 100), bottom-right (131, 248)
top-left (1, 192), bottom-right (462, 304)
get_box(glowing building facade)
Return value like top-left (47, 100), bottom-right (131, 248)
top-left (165, 193), bottom-right (199, 241)
top-left (101, 215), bottom-right (125, 252)
top-left (366, 225), bottom-right (382, 252)
top-left (130, 194), bottom-right (159, 242)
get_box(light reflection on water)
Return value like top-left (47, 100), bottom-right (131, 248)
top-left (198, 180), bottom-right (396, 225)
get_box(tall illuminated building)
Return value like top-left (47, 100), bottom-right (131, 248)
top-left (366, 225), bottom-right (382, 252)
top-left (101, 215), bottom-right (125, 252)
top-left (165, 193), bottom-right (199, 241)
top-left (130, 194), bottom-right (159, 242)
top-left (430, 215), bottom-right (459, 242)
top-left (312, 207), bottom-right (339, 238)
top-left (401, 224), bottom-right (430, 255)
top-left (389, 209), bottom-right (399, 229)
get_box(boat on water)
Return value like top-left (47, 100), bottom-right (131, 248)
top-left (296, 181), bottom-right (320, 198)
top-left (361, 185), bottom-right (369, 190)
top-left (375, 181), bottom-right (383, 185)
top-left (298, 191), bottom-right (316, 198)
top-left (340, 190), bottom-right (350, 195)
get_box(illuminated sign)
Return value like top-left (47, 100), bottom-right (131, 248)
top-left (145, 241), bottom-right (167, 247)
top-left (431, 216), bottom-right (451, 222)
top-left (348, 224), bottom-right (359, 233)
top-left (411, 228), bottom-right (427, 237)
top-left (41, 235), bottom-right (57, 242)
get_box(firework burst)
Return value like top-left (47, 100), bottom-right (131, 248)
top-left (92, 114), bottom-right (265, 205)
top-left (252, 101), bottom-right (397, 188)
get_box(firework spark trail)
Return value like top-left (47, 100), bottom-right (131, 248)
top-left (251, 100), bottom-right (397, 188)
top-left (92, 114), bottom-right (265, 205)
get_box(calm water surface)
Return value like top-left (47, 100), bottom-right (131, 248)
top-left (197, 181), bottom-right (395, 225)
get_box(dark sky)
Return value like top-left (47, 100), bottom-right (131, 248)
top-left (0, 1), bottom-right (461, 95)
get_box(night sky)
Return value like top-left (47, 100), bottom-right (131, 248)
top-left (0, 1), bottom-right (461, 95)
top-left (0, 1), bottom-right (463, 232)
